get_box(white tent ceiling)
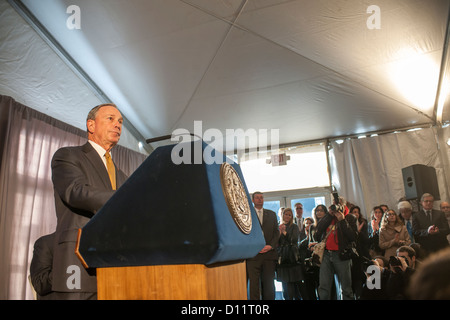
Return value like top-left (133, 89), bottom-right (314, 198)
top-left (2, 0), bottom-right (450, 153)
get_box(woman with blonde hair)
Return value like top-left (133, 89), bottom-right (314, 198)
top-left (379, 209), bottom-right (411, 260)
top-left (276, 208), bottom-right (304, 299)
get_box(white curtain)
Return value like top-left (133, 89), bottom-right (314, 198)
top-left (0, 95), bottom-right (146, 299)
top-left (329, 127), bottom-right (450, 219)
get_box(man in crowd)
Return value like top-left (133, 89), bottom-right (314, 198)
top-left (398, 201), bottom-right (415, 243)
top-left (440, 201), bottom-right (450, 244)
top-left (412, 193), bottom-right (449, 256)
top-left (246, 191), bottom-right (279, 300)
top-left (294, 202), bottom-right (306, 241)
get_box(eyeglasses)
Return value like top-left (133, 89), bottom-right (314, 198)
top-left (386, 212), bottom-right (396, 217)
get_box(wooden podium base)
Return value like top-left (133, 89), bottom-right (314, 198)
top-left (97, 261), bottom-right (247, 300)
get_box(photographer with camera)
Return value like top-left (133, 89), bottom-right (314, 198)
top-left (360, 256), bottom-right (390, 300)
top-left (385, 252), bottom-right (415, 299)
top-left (315, 193), bottom-right (358, 300)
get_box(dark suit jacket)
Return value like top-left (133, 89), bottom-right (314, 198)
top-left (248, 208), bottom-right (280, 261)
top-left (412, 209), bottom-right (449, 253)
top-left (30, 233), bottom-right (55, 300)
top-left (51, 142), bottom-right (127, 293)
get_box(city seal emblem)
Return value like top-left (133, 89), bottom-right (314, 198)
top-left (220, 163), bottom-right (252, 234)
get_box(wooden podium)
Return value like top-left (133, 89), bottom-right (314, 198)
top-left (75, 141), bottom-right (265, 300)
top-left (96, 262), bottom-right (247, 300)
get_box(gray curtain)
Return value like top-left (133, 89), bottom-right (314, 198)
top-left (0, 95), bottom-right (146, 299)
top-left (329, 126), bottom-right (450, 219)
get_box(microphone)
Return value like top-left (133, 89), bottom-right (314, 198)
top-left (145, 133), bottom-right (202, 144)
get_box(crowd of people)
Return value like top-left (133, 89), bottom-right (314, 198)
top-left (246, 191), bottom-right (450, 300)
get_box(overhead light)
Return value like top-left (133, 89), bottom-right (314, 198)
top-left (447, 138), bottom-right (450, 146)
top-left (389, 49), bottom-right (440, 111)
top-left (406, 128), bottom-right (422, 132)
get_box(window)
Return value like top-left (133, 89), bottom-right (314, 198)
top-left (239, 143), bottom-right (330, 194)
top-left (264, 188), bottom-right (331, 222)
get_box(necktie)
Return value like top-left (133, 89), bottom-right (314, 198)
top-left (258, 209), bottom-right (263, 224)
top-left (426, 210), bottom-right (432, 222)
top-left (105, 152), bottom-right (116, 190)
top-left (406, 220), bottom-right (413, 240)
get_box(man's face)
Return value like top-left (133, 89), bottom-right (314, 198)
top-left (87, 106), bottom-right (123, 151)
top-left (253, 194), bottom-right (264, 208)
top-left (397, 251), bottom-right (414, 268)
top-left (440, 202), bottom-right (450, 217)
top-left (400, 208), bottom-right (412, 220)
top-left (422, 196), bottom-right (434, 211)
top-left (295, 204), bottom-right (303, 219)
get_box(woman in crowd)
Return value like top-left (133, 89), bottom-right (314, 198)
top-left (368, 206), bottom-right (384, 257)
top-left (312, 204), bottom-right (327, 226)
top-left (299, 215), bottom-right (320, 300)
top-left (276, 208), bottom-right (304, 300)
top-left (348, 205), bottom-right (370, 299)
top-left (379, 209), bottom-right (411, 260)
top-left (350, 206), bottom-right (370, 259)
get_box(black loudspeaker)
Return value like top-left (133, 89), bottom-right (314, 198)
top-left (402, 164), bottom-right (440, 201)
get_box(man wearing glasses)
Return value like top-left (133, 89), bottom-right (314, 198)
top-left (412, 193), bottom-right (449, 256)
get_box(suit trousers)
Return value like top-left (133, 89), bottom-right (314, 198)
top-left (247, 255), bottom-right (276, 300)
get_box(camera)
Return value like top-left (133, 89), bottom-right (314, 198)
top-left (361, 256), bottom-right (375, 269)
top-left (304, 256), bottom-right (320, 270)
top-left (330, 191), bottom-right (344, 213)
top-left (389, 255), bottom-right (409, 268)
top-left (304, 257), bottom-right (314, 269)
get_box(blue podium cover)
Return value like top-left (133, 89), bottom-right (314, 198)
top-left (77, 140), bottom-right (265, 268)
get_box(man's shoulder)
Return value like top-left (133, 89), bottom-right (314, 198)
top-left (263, 208), bottom-right (276, 216)
top-left (413, 210), bottom-right (425, 217)
top-left (53, 143), bottom-right (89, 155)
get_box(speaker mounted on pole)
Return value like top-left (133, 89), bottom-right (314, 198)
top-left (402, 164), bottom-right (440, 201)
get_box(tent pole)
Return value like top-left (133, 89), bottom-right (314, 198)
top-left (433, 3), bottom-right (450, 125)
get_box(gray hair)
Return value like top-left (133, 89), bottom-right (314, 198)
top-left (86, 103), bottom-right (118, 122)
top-left (420, 193), bottom-right (434, 202)
top-left (86, 103), bottom-right (119, 133)
top-left (398, 201), bottom-right (412, 210)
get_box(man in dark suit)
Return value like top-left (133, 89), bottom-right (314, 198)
top-left (294, 202), bottom-right (307, 241)
top-left (246, 191), bottom-right (280, 300)
top-left (30, 233), bottom-right (57, 300)
top-left (412, 193), bottom-right (449, 256)
top-left (51, 104), bottom-right (127, 299)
